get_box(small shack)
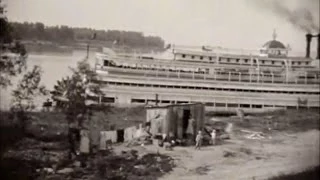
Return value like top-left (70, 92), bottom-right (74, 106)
top-left (146, 103), bottom-right (205, 140)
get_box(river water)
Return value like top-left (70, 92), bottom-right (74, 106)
top-left (0, 50), bottom-right (96, 110)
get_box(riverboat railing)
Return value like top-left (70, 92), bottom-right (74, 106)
top-left (96, 65), bottom-right (320, 85)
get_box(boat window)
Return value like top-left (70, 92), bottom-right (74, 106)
top-left (215, 103), bottom-right (226, 107)
top-left (271, 61), bottom-right (275, 65)
top-left (177, 101), bottom-right (188, 104)
top-left (236, 59), bottom-right (239, 63)
top-left (102, 97), bottom-right (115, 103)
top-left (227, 103), bottom-right (238, 107)
top-left (161, 100), bottom-right (170, 103)
top-left (103, 60), bottom-right (109, 66)
top-left (200, 56), bottom-right (203, 60)
top-left (244, 59), bottom-right (248, 63)
top-left (191, 55), bottom-right (195, 59)
top-left (182, 54), bottom-right (186, 58)
top-left (205, 102), bottom-right (214, 106)
top-left (240, 104), bottom-right (250, 108)
top-left (261, 60), bottom-right (265, 64)
top-left (252, 104), bottom-right (262, 108)
top-left (131, 99), bottom-right (145, 103)
top-left (298, 62), bottom-right (301, 65)
top-left (209, 57), bottom-right (212, 60)
top-left (306, 62), bottom-right (309, 65)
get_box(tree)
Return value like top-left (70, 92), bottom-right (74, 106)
top-left (52, 59), bottom-right (103, 128)
top-left (11, 65), bottom-right (48, 130)
top-left (1, 0), bottom-right (47, 130)
top-left (0, 0), bottom-right (28, 88)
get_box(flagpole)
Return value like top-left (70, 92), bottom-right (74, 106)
top-left (86, 33), bottom-right (97, 59)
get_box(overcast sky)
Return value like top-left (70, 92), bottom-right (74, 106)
top-left (5, 0), bottom-right (320, 54)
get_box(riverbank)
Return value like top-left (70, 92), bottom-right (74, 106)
top-left (0, 108), bottom-right (319, 179)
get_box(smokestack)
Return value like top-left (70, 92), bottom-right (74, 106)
top-left (317, 33), bottom-right (320, 59)
top-left (306, 33), bottom-right (312, 58)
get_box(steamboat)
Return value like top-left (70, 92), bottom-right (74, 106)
top-left (91, 32), bottom-right (320, 113)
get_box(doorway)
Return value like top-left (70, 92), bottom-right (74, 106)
top-left (182, 109), bottom-right (190, 138)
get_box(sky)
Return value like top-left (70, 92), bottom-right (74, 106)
top-left (4, 0), bottom-right (320, 54)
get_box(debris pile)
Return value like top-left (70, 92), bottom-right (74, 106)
top-left (93, 150), bottom-right (175, 180)
top-left (241, 129), bottom-right (266, 140)
top-left (1, 136), bottom-right (175, 180)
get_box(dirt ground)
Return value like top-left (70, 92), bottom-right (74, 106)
top-left (115, 129), bottom-right (319, 180)
top-left (1, 108), bottom-right (319, 180)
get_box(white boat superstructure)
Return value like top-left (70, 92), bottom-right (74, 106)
top-left (91, 32), bottom-right (320, 113)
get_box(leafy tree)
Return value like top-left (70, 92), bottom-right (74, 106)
top-left (0, 1), bottom-right (28, 88)
top-left (9, 21), bottom-right (165, 49)
top-left (52, 59), bottom-right (103, 128)
top-left (11, 66), bottom-right (48, 130)
top-left (1, 0), bottom-right (47, 130)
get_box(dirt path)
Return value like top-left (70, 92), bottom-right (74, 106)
top-left (154, 130), bottom-right (320, 180)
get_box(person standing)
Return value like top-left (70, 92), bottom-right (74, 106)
top-left (195, 130), bottom-right (203, 150)
top-left (186, 114), bottom-right (195, 139)
top-left (211, 129), bottom-right (216, 145)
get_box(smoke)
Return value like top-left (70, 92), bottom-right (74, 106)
top-left (248, 0), bottom-right (319, 33)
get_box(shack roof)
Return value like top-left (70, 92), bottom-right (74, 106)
top-left (145, 103), bottom-right (204, 109)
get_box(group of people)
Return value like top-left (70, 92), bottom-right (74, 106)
top-left (187, 114), bottom-right (217, 150)
top-left (195, 129), bottom-right (216, 150)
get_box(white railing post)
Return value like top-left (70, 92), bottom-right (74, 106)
top-left (228, 72), bottom-right (231, 81)
top-left (156, 67), bottom-right (158, 77)
top-left (99, 95), bottom-right (102, 104)
top-left (305, 72), bottom-right (307, 84)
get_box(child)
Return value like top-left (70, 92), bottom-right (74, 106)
top-left (195, 130), bottom-right (203, 150)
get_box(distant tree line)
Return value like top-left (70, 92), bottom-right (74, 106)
top-left (9, 22), bottom-right (165, 48)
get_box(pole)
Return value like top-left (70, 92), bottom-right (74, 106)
top-left (155, 94), bottom-right (159, 106)
top-left (86, 43), bottom-right (89, 59)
